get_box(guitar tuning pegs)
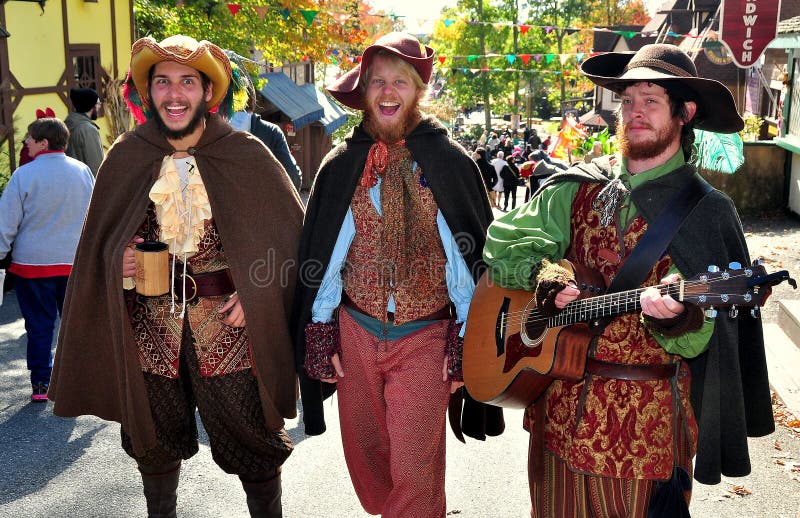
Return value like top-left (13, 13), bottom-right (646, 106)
top-left (728, 261), bottom-right (742, 270)
top-left (707, 265), bottom-right (720, 273)
top-left (729, 305), bottom-right (738, 319)
top-left (705, 308), bottom-right (718, 319)
top-left (751, 307), bottom-right (761, 319)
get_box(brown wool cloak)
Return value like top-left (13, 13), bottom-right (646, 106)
top-left (49, 114), bottom-right (303, 457)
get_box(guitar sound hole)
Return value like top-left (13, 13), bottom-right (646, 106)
top-left (524, 312), bottom-right (546, 344)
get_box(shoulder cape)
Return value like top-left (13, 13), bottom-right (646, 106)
top-left (49, 115), bottom-right (304, 456)
top-left (291, 117), bottom-right (504, 439)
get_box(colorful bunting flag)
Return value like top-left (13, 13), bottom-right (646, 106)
top-left (253, 5), bottom-right (268, 20)
top-left (226, 3), bottom-right (241, 16)
top-left (299, 9), bottom-right (318, 26)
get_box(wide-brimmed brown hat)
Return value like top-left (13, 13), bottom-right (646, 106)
top-left (328, 32), bottom-right (434, 110)
top-left (129, 35), bottom-right (232, 109)
top-left (581, 44), bottom-right (743, 133)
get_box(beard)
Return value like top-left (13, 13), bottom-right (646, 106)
top-left (90, 106), bottom-right (99, 121)
top-left (616, 116), bottom-right (682, 161)
top-left (362, 101), bottom-right (422, 144)
top-left (149, 95), bottom-right (208, 141)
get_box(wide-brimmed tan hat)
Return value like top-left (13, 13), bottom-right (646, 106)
top-left (129, 35), bottom-right (232, 109)
top-left (328, 32), bottom-right (434, 110)
top-left (581, 44), bottom-right (743, 133)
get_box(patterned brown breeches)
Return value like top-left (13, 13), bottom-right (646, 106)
top-left (121, 321), bottom-right (292, 481)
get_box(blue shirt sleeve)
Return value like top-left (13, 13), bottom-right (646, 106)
top-left (311, 208), bottom-right (355, 323)
top-left (437, 210), bottom-right (475, 338)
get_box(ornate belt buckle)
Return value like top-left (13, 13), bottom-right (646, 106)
top-left (183, 273), bottom-right (197, 302)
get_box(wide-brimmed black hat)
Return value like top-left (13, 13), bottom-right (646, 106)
top-left (581, 44), bottom-right (743, 133)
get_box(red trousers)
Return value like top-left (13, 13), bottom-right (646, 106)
top-left (337, 309), bottom-right (451, 517)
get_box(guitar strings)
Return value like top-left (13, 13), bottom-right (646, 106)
top-left (495, 271), bottom-right (755, 328)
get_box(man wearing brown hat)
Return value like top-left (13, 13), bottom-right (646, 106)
top-left (65, 87), bottom-right (104, 175)
top-left (291, 32), bottom-right (503, 517)
top-left (49, 35), bottom-right (303, 517)
top-left (482, 44), bottom-right (773, 516)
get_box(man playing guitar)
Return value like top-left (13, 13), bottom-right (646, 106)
top-left (480, 44), bottom-right (776, 517)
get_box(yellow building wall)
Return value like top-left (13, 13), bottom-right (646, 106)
top-left (3, 0), bottom-right (133, 158)
top-left (6, 2), bottom-right (66, 88)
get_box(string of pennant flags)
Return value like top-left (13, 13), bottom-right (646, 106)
top-left (218, 4), bottom-right (713, 69)
top-left (221, 4), bottom-right (707, 42)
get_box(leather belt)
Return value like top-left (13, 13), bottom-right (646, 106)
top-left (174, 268), bottom-right (235, 302)
top-left (585, 358), bottom-right (678, 381)
top-left (342, 294), bottom-right (452, 323)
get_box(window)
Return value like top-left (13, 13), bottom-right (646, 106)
top-left (68, 44), bottom-right (104, 116)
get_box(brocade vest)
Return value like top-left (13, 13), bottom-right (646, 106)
top-left (342, 182), bottom-right (450, 326)
top-left (129, 203), bottom-right (253, 378)
top-left (540, 182), bottom-right (699, 480)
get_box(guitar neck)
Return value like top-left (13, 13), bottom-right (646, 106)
top-left (551, 282), bottom-right (682, 326)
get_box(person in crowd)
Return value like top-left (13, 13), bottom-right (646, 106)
top-left (486, 132), bottom-right (500, 152)
top-left (500, 153), bottom-right (520, 212)
top-left (291, 32), bottom-right (503, 518)
top-left (19, 108), bottom-right (56, 167)
top-left (49, 35), bottom-right (303, 517)
top-left (65, 87), bottom-right (104, 175)
top-left (584, 140), bottom-right (605, 163)
top-left (226, 52), bottom-right (302, 191)
top-left (473, 146), bottom-right (497, 194)
top-left (482, 44), bottom-right (773, 517)
top-left (0, 117), bottom-right (94, 402)
top-left (528, 128), bottom-right (542, 150)
top-left (490, 150), bottom-right (508, 208)
top-left (518, 152), bottom-right (537, 203)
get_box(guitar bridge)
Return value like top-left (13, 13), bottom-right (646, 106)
top-left (494, 297), bottom-right (510, 357)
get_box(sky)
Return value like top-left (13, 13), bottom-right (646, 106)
top-left (368, 0), bottom-right (664, 35)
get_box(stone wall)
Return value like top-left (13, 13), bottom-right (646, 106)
top-left (700, 142), bottom-right (788, 214)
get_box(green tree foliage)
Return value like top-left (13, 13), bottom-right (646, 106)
top-left (429, 0), bottom-right (649, 128)
top-left (133, 0), bottom-right (390, 70)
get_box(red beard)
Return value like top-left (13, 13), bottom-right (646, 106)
top-left (616, 116), bottom-right (682, 160)
top-left (362, 102), bottom-right (422, 143)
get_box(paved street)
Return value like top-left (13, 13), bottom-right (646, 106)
top-left (0, 205), bottom-right (799, 517)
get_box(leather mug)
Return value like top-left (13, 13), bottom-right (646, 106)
top-left (134, 241), bottom-right (169, 296)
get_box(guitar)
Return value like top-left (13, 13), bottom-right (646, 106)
top-left (463, 260), bottom-right (796, 409)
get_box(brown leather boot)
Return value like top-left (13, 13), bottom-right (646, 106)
top-left (240, 471), bottom-right (282, 518)
top-left (138, 461), bottom-right (180, 518)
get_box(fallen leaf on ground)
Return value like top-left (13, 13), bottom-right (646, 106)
top-left (728, 485), bottom-right (752, 496)
top-left (776, 459), bottom-right (786, 465)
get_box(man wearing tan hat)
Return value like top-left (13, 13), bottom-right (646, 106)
top-left (49, 35), bottom-right (303, 517)
top-left (291, 32), bottom-right (503, 517)
top-left (482, 44), bottom-right (773, 516)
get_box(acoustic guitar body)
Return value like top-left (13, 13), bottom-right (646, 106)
top-left (463, 261), bottom-right (605, 408)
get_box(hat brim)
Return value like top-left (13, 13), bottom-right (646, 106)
top-left (130, 37), bottom-right (231, 110)
top-left (327, 42), bottom-right (434, 111)
top-left (581, 52), bottom-right (744, 133)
